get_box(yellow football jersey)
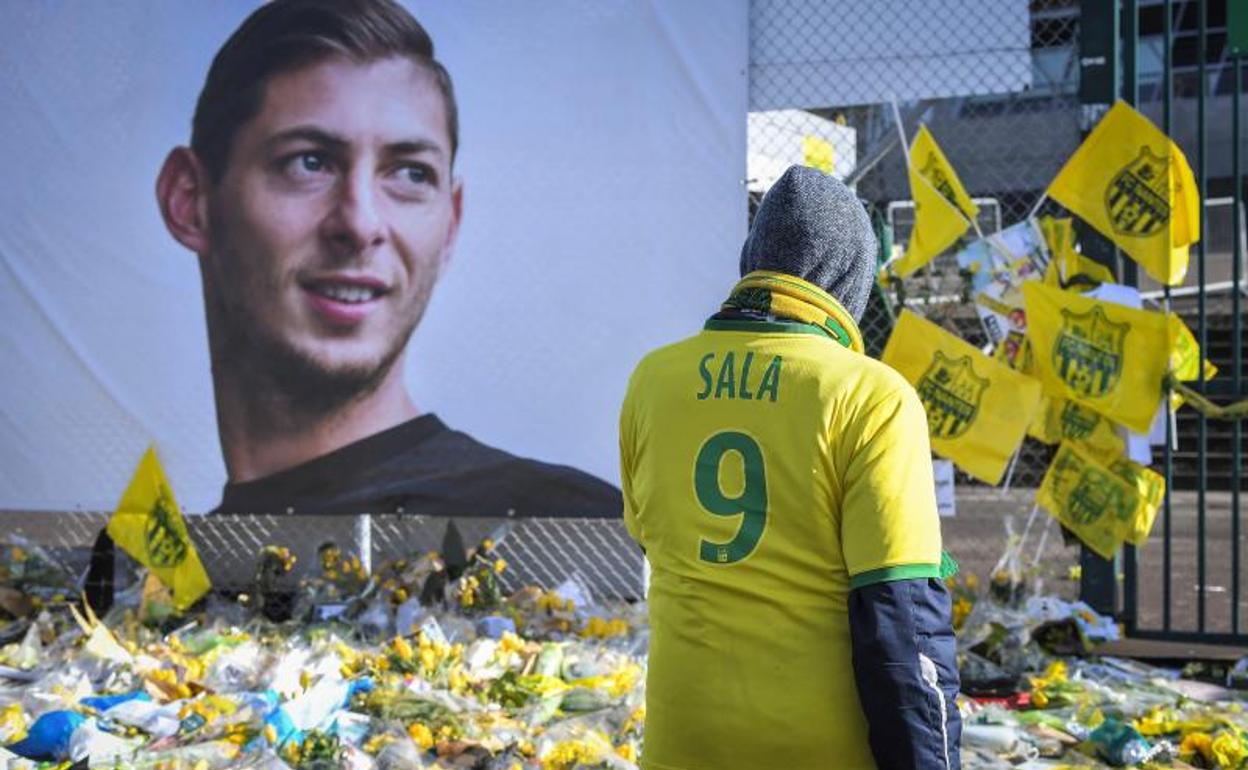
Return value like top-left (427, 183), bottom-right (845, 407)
top-left (620, 317), bottom-right (942, 770)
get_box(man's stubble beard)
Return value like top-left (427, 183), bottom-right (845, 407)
top-left (204, 254), bottom-right (431, 435)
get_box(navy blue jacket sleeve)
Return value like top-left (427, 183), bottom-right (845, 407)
top-left (849, 577), bottom-right (961, 770)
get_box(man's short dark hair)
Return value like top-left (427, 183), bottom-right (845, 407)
top-left (191, 0), bottom-right (459, 182)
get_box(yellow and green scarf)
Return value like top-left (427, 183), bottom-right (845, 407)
top-left (721, 270), bottom-right (865, 353)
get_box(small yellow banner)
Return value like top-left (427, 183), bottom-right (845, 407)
top-left (1046, 100), bottom-right (1200, 286)
top-left (1037, 441), bottom-right (1138, 559)
top-left (1027, 394), bottom-right (1125, 462)
top-left (1037, 441), bottom-right (1164, 557)
top-left (107, 447), bottom-right (211, 611)
top-left (882, 310), bottom-right (1042, 484)
top-left (893, 125), bottom-right (978, 277)
top-left (1038, 216), bottom-right (1115, 287)
top-left (1023, 281), bottom-right (1170, 434)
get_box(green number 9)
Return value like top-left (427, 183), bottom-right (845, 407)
top-left (695, 431), bottom-right (768, 564)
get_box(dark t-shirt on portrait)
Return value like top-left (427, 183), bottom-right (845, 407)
top-left (212, 414), bottom-right (622, 518)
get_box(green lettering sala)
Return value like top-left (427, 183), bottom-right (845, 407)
top-left (696, 352), bottom-right (782, 402)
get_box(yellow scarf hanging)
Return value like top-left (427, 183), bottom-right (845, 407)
top-left (722, 270), bottom-right (865, 354)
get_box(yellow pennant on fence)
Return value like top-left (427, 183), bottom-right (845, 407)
top-left (1027, 394), bottom-right (1126, 462)
top-left (892, 125), bottom-right (979, 277)
top-left (1023, 281), bottom-right (1170, 434)
top-left (1046, 100), bottom-right (1200, 287)
top-left (1165, 313), bottom-right (1219, 412)
top-left (1038, 442), bottom-right (1143, 559)
top-left (1108, 455), bottom-right (1166, 547)
top-left (1168, 313), bottom-right (1218, 383)
top-left (1038, 216), bottom-right (1115, 288)
top-left (107, 447), bottom-right (211, 611)
top-left (882, 309), bottom-right (1042, 484)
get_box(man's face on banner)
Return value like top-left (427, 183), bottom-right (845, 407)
top-left (203, 56), bottom-right (461, 394)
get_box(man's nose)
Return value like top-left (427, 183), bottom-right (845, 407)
top-left (322, 168), bottom-right (386, 256)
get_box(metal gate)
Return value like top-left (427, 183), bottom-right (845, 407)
top-left (1105, 0), bottom-right (1247, 644)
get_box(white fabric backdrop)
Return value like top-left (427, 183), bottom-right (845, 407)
top-left (0, 1), bottom-right (748, 511)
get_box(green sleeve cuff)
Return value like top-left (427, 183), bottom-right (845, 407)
top-left (848, 563), bottom-right (942, 590)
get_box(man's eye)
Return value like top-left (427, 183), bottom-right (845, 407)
top-left (390, 163), bottom-right (437, 191)
top-left (284, 152), bottom-right (331, 177)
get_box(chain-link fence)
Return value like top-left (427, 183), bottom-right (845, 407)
top-left (0, 510), bottom-right (645, 607)
top-left (748, 0), bottom-right (1081, 490)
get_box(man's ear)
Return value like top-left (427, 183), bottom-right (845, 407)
top-left (438, 177), bottom-right (464, 272)
top-left (156, 147), bottom-right (212, 255)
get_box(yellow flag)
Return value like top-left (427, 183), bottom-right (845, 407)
top-left (1023, 281), bottom-right (1170, 433)
top-left (1038, 216), bottom-right (1115, 287)
top-left (1046, 101), bottom-right (1200, 286)
top-left (1027, 394), bottom-right (1126, 461)
top-left (1037, 441), bottom-right (1139, 559)
top-left (882, 309), bottom-right (1042, 484)
top-left (893, 125), bottom-right (978, 277)
top-left (802, 135), bottom-right (835, 175)
top-left (1168, 313), bottom-right (1218, 382)
top-left (107, 447), bottom-right (211, 611)
top-left (1107, 456), bottom-right (1165, 546)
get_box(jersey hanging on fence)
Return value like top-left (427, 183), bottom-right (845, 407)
top-left (107, 447), bottom-right (211, 611)
top-left (881, 309), bottom-right (1041, 485)
top-left (1023, 281), bottom-right (1170, 434)
top-left (1045, 100), bottom-right (1200, 287)
top-left (893, 125), bottom-right (978, 278)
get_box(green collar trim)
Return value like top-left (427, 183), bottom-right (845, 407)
top-left (703, 318), bottom-right (830, 337)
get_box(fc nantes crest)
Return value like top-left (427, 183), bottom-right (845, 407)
top-left (1053, 306), bottom-right (1128, 398)
top-left (915, 351), bottom-right (988, 439)
top-left (1066, 466), bottom-right (1132, 526)
top-left (145, 489), bottom-right (189, 568)
top-left (1106, 147), bottom-right (1169, 238)
top-left (921, 154), bottom-right (959, 207)
top-left (1059, 400), bottom-right (1102, 441)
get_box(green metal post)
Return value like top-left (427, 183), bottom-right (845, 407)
top-left (1121, 0), bottom-right (1139, 633)
top-left (1161, 0), bottom-right (1173, 633)
top-left (1231, 52), bottom-right (1243, 638)
top-left (1196, 0), bottom-right (1207, 634)
top-left (1076, 0), bottom-right (1121, 616)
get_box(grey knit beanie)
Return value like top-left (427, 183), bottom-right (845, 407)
top-left (740, 165), bottom-right (878, 321)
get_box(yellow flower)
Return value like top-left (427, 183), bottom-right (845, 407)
top-left (494, 558), bottom-right (508, 574)
top-left (392, 635), bottom-right (415, 661)
top-left (1212, 731), bottom-right (1248, 768)
top-left (542, 739), bottom-right (603, 770)
top-left (951, 598), bottom-right (973, 630)
top-left (1181, 731), bottom-right (1214, 764)
top-left (407, 722), bottom-right (434, 750)
top-left (263, 723), bottom-right (278, 745)
top-left (449, 666), bottom-right (469, 693)
top-left (963, 572), bottom-right (979, 590)
top-left (419, 647), bottom-right (438, 672)
top-left (363, 733), bottom-right (395, 754)
top-left (616, 743), bottom-right (637, 762)
top-left (498, 631), bottom-right (526, 656)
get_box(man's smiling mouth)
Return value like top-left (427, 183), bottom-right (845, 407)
top-left (308, 282), bottom-right (383, 303)
top-left (301, 275), bottom-right (390, 305)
